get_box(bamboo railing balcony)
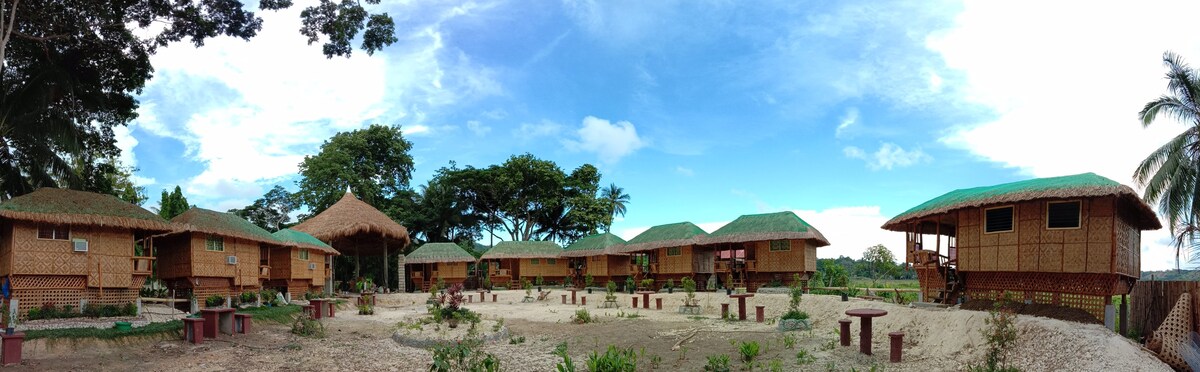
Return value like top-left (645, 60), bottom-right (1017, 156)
top-left (259, 265), bottom-right (270, 278)
top-left (132, 256), bottom-right (155, 275)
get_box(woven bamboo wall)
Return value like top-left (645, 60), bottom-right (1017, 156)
top-left (751, 239), bottom-right (814, 272)
top-left (586, 255), bottom-right (609, 276)
top-left (268, 247), bottom-right (293, 279)
top-left (435, 262), bottom-right (468, 279)
top-left (233, 241), bottom-right (260, 287)
top-left (0, 223), bottom-right (11, 277)
top-left (154, 234), bottom-right (191, 280)
top-left (1115, 216), bottom-right (1140, 277)
top-left (288, 249), bottom-right (327, 282)
top-left (187, 234), bottom-right (262, 283)
top-left (957, 197), bottom-right (1116, 275)
top-left (10, 223), bottom-right (135, 288)
top-left (806, 244), bottom-right (817, 271)
top-left (608, 255), bottom-right (630, 276)
top-left (656, 245), bottom-right (694, 274)
top-left (520, 258), bottom-right (569, 278)
top-left (692, 249), bottom-right (715, 274)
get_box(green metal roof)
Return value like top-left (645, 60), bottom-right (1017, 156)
top-left (273, 228), bottom-right (339, 255)
top-left (406, 242), bottom-right (477, 264)
top-left (882, 173), bottom-right (1161, 230)
top-left (621, 222), bottom-right (709, 253)
top-left (480, 240), bottom-right (563, 259)
top-left (706, 211), bottom-right (830, 247)
top-left (170, 208), bottom-right (281, 245)
top-left (561, 232), bottom-right (627, 257)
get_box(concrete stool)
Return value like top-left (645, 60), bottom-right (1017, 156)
top-left (480, 292), bottom-right (486, 302)
top-left (309, 299), bottom-right (325, 319)
top-left (889, 332), bottom-right (904, 363)
top-left (492, 294), bottom-right (497, 302)
top-left (633, 297), bottom-right (639, 308)
top-left (326, 302), bottom-right (336, 318)
top-left (581, 297), bottom-right (587, 306)
top-left (1, 332), bottom-right (24, 366)
top-left (655, 298), bottom-right (662, 310)
top-left (562, 294), bottom-right (568, 304)
top-left (302, 304), bottom-right (315, 318)
top-left (721, 303), bottom-right (730, 319)
top-left (234, 314), bottom-right (252, 334)
top-left (755, 305), bottom-right (765, 323)
top-left (839, 319), bottom-right (852, 346)
top-left (183, 317), bottom-right (205, 344)
top-left (467, 296), bottom-right (473, 303)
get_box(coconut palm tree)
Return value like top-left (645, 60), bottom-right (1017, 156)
top-left (602, 183), bottom-right (630, 231)
top-left (1135, 51), bottom-right (1200, 269)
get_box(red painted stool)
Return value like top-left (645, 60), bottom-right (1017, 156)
top-left (632, 297), bottom-right (639, 308)
top-left (655, 298), bottom-right (662, 310)
top-left (234, 314), bottom-right (252, 334)
top-left (183, 317), bottom-right (205, 344)
top-left (839, 319), bottom-right (852, 346)
top-left (721, 303), bottom-right (730, 319)
top-left (562, 294), bottom-right (568, 304)
top-left (1, 332), bottom-right (25, 366)
top-left (755, 305), bottom-right (765, 322)
top-left (492, 294), bottom-right (497, 302)
top-left (302, 304), bottom-right (315, 318)
top-left (889, 332), bottom-right (905, 363)
top-left (326, 301), bottom-right (336, 318)
top-left (581, 297), bottom-right (587, 306)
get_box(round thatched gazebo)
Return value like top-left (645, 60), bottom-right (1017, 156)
top-left (292, 191), bottom-right (410, 292)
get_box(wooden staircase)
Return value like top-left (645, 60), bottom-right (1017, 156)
top-left (932, 265), bottom-right (964, 304)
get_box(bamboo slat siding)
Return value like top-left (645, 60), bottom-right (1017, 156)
top-left (1130, 280), bottom-right (1200, 338)
top-left (956, 197), bottom-right (1119, 275)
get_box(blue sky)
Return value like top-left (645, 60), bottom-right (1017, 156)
top-left (119, 0), bottom-right (1200, 270)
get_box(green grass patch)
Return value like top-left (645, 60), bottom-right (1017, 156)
top-left (237, 304), bottom-right (302, 324)
top-left (25, 320), bottom-right (182, 341)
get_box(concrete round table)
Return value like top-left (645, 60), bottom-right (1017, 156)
top-left (636, 291), bottom-right (655, 309)
top-left (845, 308), bottom-right (888, 355)
top-left (729, 293), bottom-right (755, 320)
top-left (567, 288), bottom-right (581, 304)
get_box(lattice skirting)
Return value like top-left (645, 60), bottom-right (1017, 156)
top-left (916, 267), bottom-right (947, 301)
top-left (966, 288), bottom-right (1108, 321)
top-left (966, 272), bottom-right (1125, 296)
top-left (8, 285), bottom-right (138, 319)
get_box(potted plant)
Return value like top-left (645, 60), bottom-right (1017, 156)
top-left (205, 295), bottom-right (225, 308)
top-left (625, 277), bottom-right (635, 294)
top-left (665, 278), bottom-right (675, 294)
top-left (535, 275), bottom-right (544, 292)
top-left (725, 272), bottom-right (735, 295)
top-left (678, 276), bottom-right (702, 315)
top-left (779, 276), bottom-right (811, 331)
top-left (1, 304), bottom-right (12, 335)
top-left (584, 274), bottom-right (595, 294)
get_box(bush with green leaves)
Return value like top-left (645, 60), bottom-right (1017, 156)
top-left (291, 313), bottom-right (325, 338)
top-left (584, 274), bottom-right (594, 289)
top-left (665, 278), bottom-right (674, 289)
top-left (260, 289), bottom-right (281, 306)
top-left (536, 275), bottom-right (545, 286)
top-left (737, 341), bottom-right (760, 368)
top-left (782, 334), bottom-right (796, 349)
top-left (703, 354), bottom-right (731, 372)
top-left (358, 304), bottom-right (374, 315)
top-left (430, 339), bottom-right (500, 372)
top-left (796, 349), bottom-right (816, 365)
top-left (605, 281), bottom-right (618, 302)
top-left (641, 278), bottom-right (655, 290)
top-left (781, 276), bottom-right (809, 321)
top-left (572, 308), bottom-right (592, 324)
top-left (681, 276), bottom-right (699, 307)
top-left (205, 295), bottom-right (225, 308)
top-left (585, 346), bottom-right (639, 372)
top-left (624, 276), bottom-right (635, 292)
top-left (523, 278), bottom-right (534, 298)
top-left (968, 305), bottom-right (1020, 372)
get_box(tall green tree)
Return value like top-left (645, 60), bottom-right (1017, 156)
top-left (229, 185), bottom-right (298, 232)
top-left (601, 183), bottom-right (630, 231)
top-left (0, 0), bottom-right (397, 199)
top-left (295, 124), bottom-right (415, 217)
top-left (1135, 51), bottom-right (1200, 268)
top-left (401, 174), bottom-right (482, 245)
top-left (157, 186), bottom-right (190, 220)
top-left (859, 244), bottom-right (898, 287)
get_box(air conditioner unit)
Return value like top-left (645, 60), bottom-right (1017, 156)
top-left (72, 239), bottom-right (88, 252)
top-left (226, 255), bottom-right (238, 265)
top-left (309, 263), bottom-right (317, 270)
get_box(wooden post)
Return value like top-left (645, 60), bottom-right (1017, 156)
top-left (383, 241), bottom-right (389, 292)
top-left (1120, 293), bottom-right (1128, 336)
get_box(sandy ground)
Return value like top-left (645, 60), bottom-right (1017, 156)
top-left (13, 290), bottom-right (1170, 371)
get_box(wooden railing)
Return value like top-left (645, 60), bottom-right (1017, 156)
top-left (131, 256), bottom-right (155, 275)
top-left (259, 265), bottom-right (270, 278)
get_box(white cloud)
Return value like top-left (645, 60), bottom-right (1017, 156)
top-left (834, 107), bottom-right (859, 139)
top-left (843, 143), bottom-right (931, 170)
top-left (516, 120), bottom-right (563, 138)
top-left (675, 166), bottom-right (695, 177)
top-left (564, 116), bottom-right (646, 163)
top-left (405, 125), bottom-right (432, 136)
top-left (466, 120), bottom-right (491, 136)
top-left (616, 206), bottom-right (900, 263)
top-left (927, 1), bottom-right (1200, 269)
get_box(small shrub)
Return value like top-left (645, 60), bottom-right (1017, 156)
top-left (205, 295), bottom-right (225, 308)
top-left (768, 358), bottom-right (783, 372)
top-left (536, 275), bottom-right (545, 287)
top-left (290, 313), bottom-right (325, 338)
top-left (430, 339), bottom-right (500, 372)
top-left (585, 345), bottom-right (639, 372)
top-left (782, 334), bottom-right (796, 349)
top-left (584, 274), bottom-right (595, 289)
top-left (641, 278), bottom-right (655, 290)
top-left (509, 335), bottom-right (526, 344)
top-left (572, 308), bottom-right (593, 324)
top-left (796, 349), bottom-right (816, 365)
top-left (665, 279), bottom-right (674, 289)
top-left (681, 276), bottom-right (699, 307)
top-left (122, 302), bottom-right (137, 316)
top-left (605, 281), bottom-right (618, 302)
top-left (703, 355), bottom-right (731, 372)
top-left (650, 354), bottom-right (662, 369)
top-left (358, 304), bottom-right (374, 315)
top-left (240, 291), bottom-right (257, 304)
top-left (968, 304), bottom-right (1020, 372)
top-left (738, 341), bottom-right (760, 367)
top-left (624, 277), bottom-right (635, 292)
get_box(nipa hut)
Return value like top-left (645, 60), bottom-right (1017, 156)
top-left (704, 211), bottom-right (829, 290)
top-left (155, 208), bottom-right (280, 306)
top-left (881, 173), bottom-right (1161, 322)
top-left (291, 191), bottom-right (410, 292)
top-left (560, 232), bottom-right (631, 287)
top-left (268, 229), bottom-right (340, 299)
top-left (405, 242), bottom-right (476, 291)
top-left (0, 188), bottom-right (173, 316)
top-left (619, 222), bottom-right (711, 289)
top-left (480, 241), bottom-right (566, 287)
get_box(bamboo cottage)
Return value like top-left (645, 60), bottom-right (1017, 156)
top-left (559, 232), bottom-right (631, 286)
top-left (292, 192), bottom-right (410, 292)
top-left (882, 173), bottom-right (1161, 321)
top-left (0, 188), bottom-right (173, 315)
top-left (619, 222), bottom-right (711, 289)
top-left (704, 211), bottom-right (829, 290)
top-left (480, 241), bottom-right (567, 287)
top-left (405, 242), bottom-right (476, 291)
top-left (155, 208), bottom-right (280, 306)
top-left (267, 229), bottom-right (339, 298)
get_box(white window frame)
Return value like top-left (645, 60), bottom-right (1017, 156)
top-left (983, 205), bottom-right (1015, 234)
top-left (1046, 200), bottom-right (1083, 230)
top-left (205, 235), bottom-right (225, 252)
top-left (299, 249), bottom-right (310, 260)
top-left (666, 246), bottom-right (683, 256)
top-left (37, 225), bottom-right (70, 240)
top-left (768, 240), bottom-right (791, 252)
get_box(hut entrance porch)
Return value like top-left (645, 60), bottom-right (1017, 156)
top-left (905, 219), bottom-right (961, 304)
top-left (713, 243), bottom-right (752, 290)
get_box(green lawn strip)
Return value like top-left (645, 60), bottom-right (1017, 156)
top-left (25, 320), bottom-right (183, 341)
top-left (237, 304), bottom-right (302, 324)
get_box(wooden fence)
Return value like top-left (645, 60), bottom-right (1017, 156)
top-left (1129, 280), bottom-right (1200, 338)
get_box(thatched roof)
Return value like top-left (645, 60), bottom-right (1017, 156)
top-left (560, 232), bottom-right (627, 257)
top-left (167, 208), bottom-right (281, 245)
top-left (619, 222), bottom-right (709, 253)
top-left (406, 242), bottom-right (477, 264)
top-left (0, 187), bottom-right (172, 232)
top-left (273, 229), bottom-right (339, 255)
top-left (291, 192), bottom-right (410, 256)
top-left (882, 173), bottom-right (1162, 231)
top-left (480, 241), bottom-right (563, 259)
top-left (705, 211), bottom-right (830, 247)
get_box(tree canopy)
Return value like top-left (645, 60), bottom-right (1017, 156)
top-left (229, 185), bottom-right (299, 232)
top-left (295, 124), bottom-right (415, 216)
top-left (157, 186), bottom-right (190, 220)
top-left (0, 0), bottom-right (397, 200)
